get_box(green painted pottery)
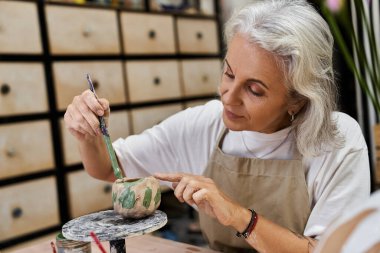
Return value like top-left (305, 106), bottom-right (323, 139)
top-left (112, 176), bottom-right (161, 219)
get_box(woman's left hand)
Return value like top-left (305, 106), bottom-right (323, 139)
top-left (154, 172), bottom-right (241, 227)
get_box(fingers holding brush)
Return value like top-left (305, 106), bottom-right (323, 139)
top-left (98, 98), bottom-right (110, 126)
top-left (65, 103), bottom-right (97, 138)
top-left (82, 89), bottom-right (111, 127)
top-left (64, 89), bottom-right (110, 140)
top-left (82, 89), bottom-right (107, 116)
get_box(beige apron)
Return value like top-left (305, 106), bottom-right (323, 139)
top-left (199, 128), bottom-right (311, 253)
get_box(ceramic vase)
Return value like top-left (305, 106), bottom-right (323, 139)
top-left (112, 176), bottom-right (161, 219)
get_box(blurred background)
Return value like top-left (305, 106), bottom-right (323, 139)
top-left (0, 0), bottom-right (378, 251)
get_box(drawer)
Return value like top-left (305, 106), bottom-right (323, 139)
top-left (185, 99), bottom-right (212, 109)
top-left (67, 170), bottom-right (113, 218)
top-left (126, 60), bottom-right (181, 103)
top-left (53, 61), bottom-right (126, 110)
top-left (181, 59), bottom-right (221, 96)
top-left (0, 1), bottom-right (42, 54)
top-left (177, 18), bottom-right (218, 54)
top-left (46, 6), bottom-right (120, 55)
top-left (60, 110), bottom-right (131, 165)
top-left (131, 104), bottom-right (183, 134)
top-left (0, 177), bottom-right (59, 242)
top-left (0, 63), bottom-right (48, 116)
top-left (0, 121), bottom-right (54, 180)
top-left (121, 13), bottom-right (176, 55)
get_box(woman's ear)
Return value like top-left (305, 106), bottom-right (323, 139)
top-left (288, 98), bottom-right (307, 116)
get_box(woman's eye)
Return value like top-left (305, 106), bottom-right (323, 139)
top-left (247, 85), bottom-right (264, 97)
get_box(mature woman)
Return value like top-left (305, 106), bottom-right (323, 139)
top-left (64, 0), bottom-right (370, 252)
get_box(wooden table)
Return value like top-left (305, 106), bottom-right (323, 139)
top-left (12, 235), bottom-right (219, 253)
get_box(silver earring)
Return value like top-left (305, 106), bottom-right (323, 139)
top-left (289, 112), bottom-right (295, 122)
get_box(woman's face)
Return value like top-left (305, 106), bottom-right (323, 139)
top-left (220, 34), bottom-right (293, 133)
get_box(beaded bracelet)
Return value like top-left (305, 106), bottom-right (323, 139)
top-left (236, 209), bottom-right (258, 239)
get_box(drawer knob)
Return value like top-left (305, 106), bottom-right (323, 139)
top-left (1, 83), bottom-right (10, 95)
top-left (202, 75), bottom-right (209, 83)
top-left (148, 30), bottom-right (156, 39)
top-left (103, 184), bottom-right (112, 194)
top-left (12, 207), bottom-right (23, 219)
top-left (196, 32), bottom-right (203, 40)
top-left (153, 77), bottom-right (161, 86)
top-left (6, 147), bottom-right (16, 157)
top-left (82, 27), bottom-right (92, 37)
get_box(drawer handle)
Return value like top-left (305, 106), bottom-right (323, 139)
top-left (103, 184), bottom-right (112, 194)
top-left (12, 207), bottom-right (23, 219)
top-left (1, 83), bottom-right (10, 95)
top-left (202, 75), bottom-right (209, 83)
top-left (196, 32), bottom-right (203, 40)
top-left (82, 27), bottom-right (92, 37)
top-left (153, 77), bottom-right (161, 86)
top-left (148, 30), bottom-right (156, 39)
top-left (6, 147), bottom-right (16, 157)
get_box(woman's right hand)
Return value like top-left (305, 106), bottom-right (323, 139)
top-left (64, 89), bottom-right (110, 141)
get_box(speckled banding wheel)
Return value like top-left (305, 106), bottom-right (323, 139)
top-left (62, 210), bottom-right (167, 253)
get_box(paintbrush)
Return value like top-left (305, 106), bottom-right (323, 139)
top-left (50, 241), bottom-right (57, 253)
top-left (86, 74), bottom-right (123, 179)
top-left (90, 231), bottom-right (107, 253)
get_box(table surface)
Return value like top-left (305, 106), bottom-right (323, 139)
top-left (11, 234), bottom-right (219, 253)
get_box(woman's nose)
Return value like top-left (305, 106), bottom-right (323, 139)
top-left (220, 81), bottom-right (242, 105)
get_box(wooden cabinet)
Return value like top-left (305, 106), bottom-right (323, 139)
top-left (181, 59), bottom-right (221, 96)
top-left (185, 99), bottom-right (212, 109)
top-left (0, 0), bottom-right (221, 249)
top-left (0, 1), bottom-right (42, 54)
top-left (177, 18), bottom-right (219, 54)
top-left (0, 63), bottom-right (48, 116)
top-left (121, 13), bottom-right (176, 54)
top-left (0, 121), bottom-right (54, 180)
top-left (46, 5), bottom-right (121, 55)
top-left (67, 170), bottom-right (113, 218)
top-left (126, 60), bottom-right (182, 103)
top-left (0, 177), bottom-right (59, 241)
top-left (131, 104), bottom-right (183, 134)
top-left (52, 61), bottom-right (127, 110)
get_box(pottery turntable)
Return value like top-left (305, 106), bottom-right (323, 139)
top-left (62, 209), bottom-right (167, 253)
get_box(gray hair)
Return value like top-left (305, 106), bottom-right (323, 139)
top-left (224, 0), bottom-right (343, 157)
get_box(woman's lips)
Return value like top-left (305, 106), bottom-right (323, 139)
top-left (224, 109), bottom-right (244, 120)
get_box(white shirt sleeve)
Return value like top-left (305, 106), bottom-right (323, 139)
top-left (304, 112), bottom-right (371, 238)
